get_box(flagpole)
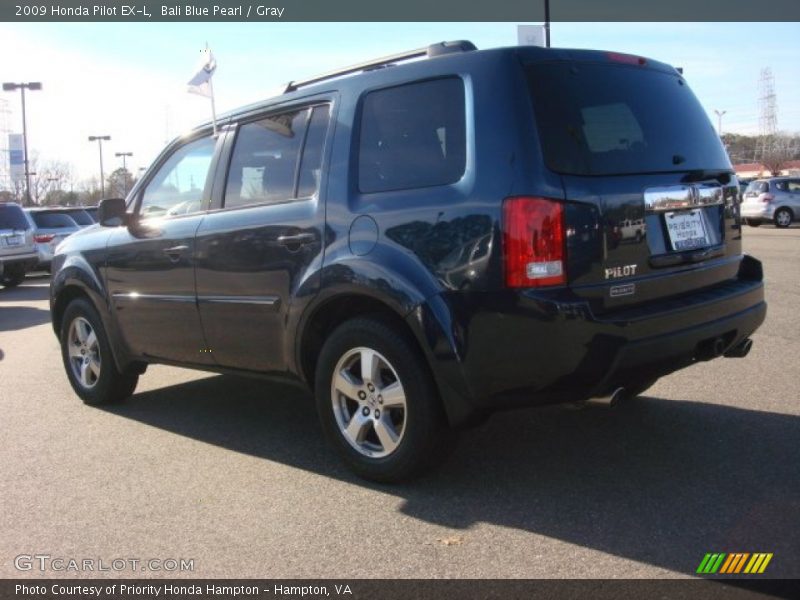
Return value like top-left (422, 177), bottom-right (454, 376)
top-left (208, 76), bottom-right (218, 137)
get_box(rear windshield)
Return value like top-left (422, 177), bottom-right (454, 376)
top-left (527, 62), bottom-right (730, 176)
top-left (62, 209), bottom-right (94, 226)
top-left (31, 212), bottom-right (78, 228)
top-left (0, 205), bottom-right (30, 230)
top-left (745, 181), bottom-right (769, 194)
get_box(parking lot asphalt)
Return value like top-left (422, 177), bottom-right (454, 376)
top-left (0, 225), bottom-right (798, 580)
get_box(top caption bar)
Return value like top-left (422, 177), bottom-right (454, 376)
top-left (3, 0), bottom-right (800, 21)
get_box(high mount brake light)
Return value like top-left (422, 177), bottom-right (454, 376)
top-left (503, 197), bottom-right (566, 288)
top-left (607, 52), bottom-right (647, 66)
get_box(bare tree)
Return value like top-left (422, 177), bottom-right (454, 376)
top-left (759, 134), bottom-right (795, 176)
top-left (27, 154), bottom-right (75, 205)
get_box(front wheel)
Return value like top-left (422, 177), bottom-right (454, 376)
top-left (315, 317), bottom-right (455, 482)
top-left (60, 298), bottom-right (138, 405)
top-left (774, 208), bottom-right (793, 228)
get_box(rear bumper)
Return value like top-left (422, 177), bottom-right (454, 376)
top-left (740, 204), bottom-right (773, 219)
top-left (0, 252), bottom-right (39, 272)
top-left (414, 255), bottom-right (766, 426)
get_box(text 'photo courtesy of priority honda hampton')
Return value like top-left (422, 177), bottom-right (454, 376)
top-left (49, 41), bottom-right (766, 482)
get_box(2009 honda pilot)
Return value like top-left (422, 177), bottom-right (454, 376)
top-left (50, 42), bottom-right (766, 481)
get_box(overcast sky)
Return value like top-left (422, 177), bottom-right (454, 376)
top-left (1, 21), bottom-right (798, 181)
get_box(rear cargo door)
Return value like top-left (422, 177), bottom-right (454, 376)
top-left (526, 58), bottom-right (741, 311)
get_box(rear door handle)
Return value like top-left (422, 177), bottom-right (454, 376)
top-left (163, 245), bottom-right (189, 261)
top-left (276, 233), bottom-right (315, 247)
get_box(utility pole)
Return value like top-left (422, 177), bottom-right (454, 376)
top-left (2, 81), bottom-right (42, 206)
top-left (115, 151), bottom-right (133, 195)
top-left (88, 135), bottom-right (111, 198)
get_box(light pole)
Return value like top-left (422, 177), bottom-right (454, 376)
top-left (115, 151), bottom-right (133, 195)
top-left (88, 135), bottom-right (111, 197)
top-left (544, 0), bottom-right (550, 48)
top-left (714, 109), bottom-right (727, 137)
top-left (2, 81), bottom-right (42, 206)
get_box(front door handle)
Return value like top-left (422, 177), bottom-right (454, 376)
top-left (276, 233), bottom-right (315, 247)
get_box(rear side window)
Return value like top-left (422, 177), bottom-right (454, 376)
top-left (789, 180), bottom-right (800, 192)
top-left (358, 77), bottom-right (466, 193)
top-left (527, 62), bottom-right (731, 176)
top-left (31, 212), bottom-right (78, 228)
top-left (0, 205), bottom-right (30, 230)
top-left (62, 209), bottom-right (93, 226)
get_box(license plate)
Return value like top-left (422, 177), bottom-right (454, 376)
top-left (665, 210), bottom-right (709, 251)
top-left (5, 235), bottom-right (22, 246)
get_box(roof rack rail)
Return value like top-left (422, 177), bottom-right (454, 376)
top-left (283, 40), bottom-right (477, 93)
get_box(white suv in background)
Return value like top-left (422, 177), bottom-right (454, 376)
top-left (0, 202), bottom-right (38, 288)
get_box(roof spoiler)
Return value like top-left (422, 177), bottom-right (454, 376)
top-left (284, 40), bottom-right (477, 93)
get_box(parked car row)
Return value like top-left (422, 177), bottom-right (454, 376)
top-left (1, 202), bottom-right (98, 287)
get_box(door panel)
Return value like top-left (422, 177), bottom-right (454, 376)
top-left (104, 132), bottom-right (221, 365)
top-left (195, 104), bottom-right (331, 373)
top-left (106, 216), bottom-right (212, 364)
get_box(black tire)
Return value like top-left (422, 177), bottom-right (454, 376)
top-left (0, 265), bottom-right (26, 288)
top-left (745, 219), bottom-right (761, 227)
top-left (774, 208), bottom-right (793, 228)
top-left (315, 317), bottom-right (455, 483)
top-left (60, 298), bottom-right (138, 406)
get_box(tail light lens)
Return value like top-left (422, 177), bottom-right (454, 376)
top-left (503, 196), bottom-right (566, 288)
top-left (760, 194), bottom-right (774, 204)
top-left (34, 234), bottom-right (55, 243)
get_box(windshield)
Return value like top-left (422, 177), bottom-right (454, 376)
top-left (0, 205), bottom-right (30, 230)
top-left (527, 62), bottom-right (731, 176)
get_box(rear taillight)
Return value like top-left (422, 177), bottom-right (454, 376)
top-left (34, 234), bottom-right (55, 243)
top-left (503, 196), bottom-right (566, 288)
top-left (760, 194), bottom-right (774, 204)
top-left (607, 52), bottom-right (647, 66)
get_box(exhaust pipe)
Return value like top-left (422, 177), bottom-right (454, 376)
top-left (696, 337), bottom-right (726, 361)
top-left (724, 338), bottom-right (753, 358)
top-left (586, 387), bottom-right (626, 408)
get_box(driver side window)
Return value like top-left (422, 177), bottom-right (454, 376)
top-left (139, 135), bottom-right (217, 219)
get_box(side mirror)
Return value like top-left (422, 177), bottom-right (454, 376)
top-left (97, 198), bottom-right (128, 227)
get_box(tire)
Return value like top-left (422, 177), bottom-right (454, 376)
top-left (315, 317), bottom-right (455, 483)
top-left (0, 265), bottom-right (26, 288)
top-left (60, 298), bottom-right (138, 406)
top-left (744, 218), bottom-right (761, 227)
top-left (774, 208), bottom-right (793, 228)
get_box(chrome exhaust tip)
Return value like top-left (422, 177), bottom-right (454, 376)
top-left (585, 387), bottom-right (626, 408)
top-left (724, 338), bottom-right (753, 358)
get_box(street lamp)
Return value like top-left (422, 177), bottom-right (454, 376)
top-left (88, 135), bottom-right (111, 197)
top-left (2, 81), bottom-right (42, 206)
top-left (714, 109), bottom-right (727, 137)
top-left (115, 151), bottom-right (133, 194)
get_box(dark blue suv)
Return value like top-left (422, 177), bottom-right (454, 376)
top-left (50, 42), bottom-right (765, 481)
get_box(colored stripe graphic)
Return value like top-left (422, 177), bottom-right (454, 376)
top-left (699, 553), bottom-right (773, 575)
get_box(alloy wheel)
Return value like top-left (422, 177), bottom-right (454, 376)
top-left (330, 347), bottom-right (407, 458)
top-left (67, 316), bottom-right (101, 389)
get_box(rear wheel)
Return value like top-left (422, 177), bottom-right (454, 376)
top-left (745, 218), bottom-right (761, 227)
top-left (60, 298), bottom-right (138, 405)
top-left (774, 208), bottom-right (793, 228)
top-left (315, 317), bottom-right (455, 482)
top-left (0, 265), bottom-right (26, 288)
